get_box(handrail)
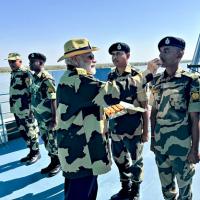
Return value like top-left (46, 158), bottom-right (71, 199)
top-left (0, 92), bottom-right (10, 144)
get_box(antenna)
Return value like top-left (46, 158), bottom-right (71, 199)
top-left (187, 34), bottom-right (200, 73)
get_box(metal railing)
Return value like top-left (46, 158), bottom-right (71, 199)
top-left (0, 93), bottom-right (18, 144)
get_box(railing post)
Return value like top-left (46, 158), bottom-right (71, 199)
top-left (0, 103), bottom-right (8, 144)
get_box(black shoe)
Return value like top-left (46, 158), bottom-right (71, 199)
top-left (20, 153), bottom-right (31, 162)
top-left (110, 182), bottom-right (131, 200)
top-left (130, 183), bottom-right (140, 200)
top-left (41, 163), bottom-right (53, 174)
top-left (41, 156), bottom-right (61, 177)
top-left (48, 164), bottom-right (61, 177)
top-left (26, 151), bottom-right (41, 165)
top-left (110, 189), bottom-right (131, 200)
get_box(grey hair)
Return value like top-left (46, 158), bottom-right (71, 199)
top-left (65, 57), bottom-right (77, 66)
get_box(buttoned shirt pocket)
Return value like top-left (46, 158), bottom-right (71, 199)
top-left (169, 90), bottom-right (187, 111)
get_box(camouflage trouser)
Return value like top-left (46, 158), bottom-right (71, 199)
top-left (38, 120), bottom-right (58, 157)
top-left (111, 133), bottom-right (144, 184)
top-left (14, 114), bottom-right (39, 151)
top-left (155, 151), bottom-right (195, 200)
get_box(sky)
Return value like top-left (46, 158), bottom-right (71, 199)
top-left (0, 0), bottom-right (200, 67)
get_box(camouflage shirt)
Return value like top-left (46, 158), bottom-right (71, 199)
top-left (151, 68), bottom-right (200, 155)
top-left (107, 64), bottom-right (148, 135)
top-left (56, 67), bottom-right (122, 179)
top-left (31, 70), bottom-right (56, 122)
top-left (9, 66), bottom-right (32, 116)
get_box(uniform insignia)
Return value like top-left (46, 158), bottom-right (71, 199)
top-left (47, 87), bottom-right (55, 93)
top-left (117, 44), bottom-right (121, 50)
top-left (165, 38), bottom-right (170, 45)
top-left (191, 92), bottom-right (199, 100)
top-left (151, 88), bottom-right (158, 94)
top-left (31, 53), bottom-right (34, 58)
top-left (76, 68), bottom-right (87, 75)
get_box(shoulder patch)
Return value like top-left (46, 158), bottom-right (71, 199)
top-left (181, 71), bottom-right (200, 79)
top-left (42, 70), bottom-right (53, 79)
top-left (76, 68), bottom-right (87, 75)
top-left (191, 92), bottom-right (200, 101)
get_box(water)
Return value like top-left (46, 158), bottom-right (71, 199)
top-left (0, 64), bottom-right (190, 119)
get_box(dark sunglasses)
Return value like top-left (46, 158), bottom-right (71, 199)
top-left (86, 54), bottom-right (94, 60)
top-left (9, 60), bottom-right (22, 64)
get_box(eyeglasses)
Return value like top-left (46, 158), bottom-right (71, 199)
top-left (8, 60), bottom-right (16, 64)
top-left (82, 53), bottom-right (94, 60)
top-left (88, 54), bottom-right (94, 60)
top-left (8, 60), bottom-right (22, 64)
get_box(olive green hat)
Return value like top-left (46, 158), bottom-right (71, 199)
top-left (7, 53), bottom-right (22, 61)
top-left (57, 38), bottom-right (99, 62)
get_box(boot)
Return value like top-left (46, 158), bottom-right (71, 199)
top-left (110, 181), bottom-right (131, 200)
top-left (26, 150), bottom-right (41, 165)
top-left (41, 156), bottom-right (61, 177)
top-left (130, 182), bottom-right (140, 200)
top-left (20, 152), bottom-right (31, 162)
top-left (48, 156), bottom-right (61, 177)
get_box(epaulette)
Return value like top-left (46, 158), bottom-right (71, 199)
top-left (41, 70), bottom-right (53, 79)
top-left (151, 73), bottom-right (162, 85)
top-left (182, 71), bottom-right (199, 80)
top-left (75, 68), bottom-right (87, 75)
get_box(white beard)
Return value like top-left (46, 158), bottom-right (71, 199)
top-left (87, 66), bottom-right (96, 75)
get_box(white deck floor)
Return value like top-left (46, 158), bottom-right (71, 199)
top-left (1, 138), bottom-right (200, 200)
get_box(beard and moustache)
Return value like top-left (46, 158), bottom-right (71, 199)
top-left (65, 56), bottom-right (96, 75)
top-left (76, 58), bottom-right (96, 75)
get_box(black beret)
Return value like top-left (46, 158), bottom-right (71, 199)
top-left (108, 42), bottom-right (130, 54)
top-left (158, 36), bottom-right (185, 51)
top-left (28, 53), bottom-right (46, 62)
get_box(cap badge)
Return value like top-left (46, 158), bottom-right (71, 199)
top-left (165, 38), bottom-right (170, 45)
top-left (117, 44), bottom-right (121, 50)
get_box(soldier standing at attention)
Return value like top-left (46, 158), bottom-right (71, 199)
top-left (8, 53), bottom-right (40, 165)
top-left (28, 53), bottom-right (61, 177)
top-left (150, 36), bottom-right (200, 200)
top-left (108, 43), bottom-right (150, 200)
top-left (56, 38), bottom-right (159, 200)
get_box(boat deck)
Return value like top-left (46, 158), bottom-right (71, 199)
top-left (1, 138), bottom-right (200, 200)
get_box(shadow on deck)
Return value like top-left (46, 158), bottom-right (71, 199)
top-left (1, 138), bottom-right (200, 200)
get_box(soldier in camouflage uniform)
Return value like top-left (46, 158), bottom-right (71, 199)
top-left (56, 39), bottom-right (158, 200)
top-left (107, 42), bottom-right (152, 200)
top-left (8, 53), bottom-right (40, 165)
top-left (29, 53), bottom-right (61, 177)
top-left (150, 37), bottom-right (200, 200)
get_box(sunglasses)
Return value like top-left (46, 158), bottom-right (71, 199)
top-left (83, 53), bottom-right (94, 60)
top-left (9, 60), bottom-right (22, 64)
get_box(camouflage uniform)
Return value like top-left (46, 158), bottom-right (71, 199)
top-left (108, 64), bottom-right (149, 197)
top-left (9, 66), bottom-right (39, 151)
top-left (31, 70), bottom-right (58, 158)
top-left (56, 67), bottom-right (121, 179)
top-left (150, 68), bottom-right (200, 200)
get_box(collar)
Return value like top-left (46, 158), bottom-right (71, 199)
top-left (34, 69), bottom-right (45, 78)
top-left (161, 67), bottom-right (183, 80)
top-left (115, 63), bottom-right (132, 75)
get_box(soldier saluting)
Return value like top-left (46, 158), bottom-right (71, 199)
top-left (8, 53), bottom-right (40, 165)
top-left (150, 36), bottom-right (200, 200)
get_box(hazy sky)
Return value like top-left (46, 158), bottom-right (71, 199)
top-left (0, 0), bottom-right (199, 66)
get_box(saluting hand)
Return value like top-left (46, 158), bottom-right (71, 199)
top-left (147, 58), bottom-right (162, 74)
